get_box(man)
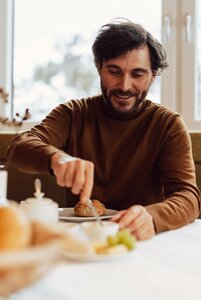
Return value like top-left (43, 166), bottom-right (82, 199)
top-left (7, 20), bottom-right (200, 240)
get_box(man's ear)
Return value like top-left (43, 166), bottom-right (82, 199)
top-left (151, 71), bottom-right (157, 83)
top-left (96, 63), bottom-right (101, 75)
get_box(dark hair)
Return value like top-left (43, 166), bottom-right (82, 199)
top-left (92, 19), bottom-right (168, 75)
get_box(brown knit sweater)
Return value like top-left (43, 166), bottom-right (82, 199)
top-left (7, 95), bottom-right (201, 233)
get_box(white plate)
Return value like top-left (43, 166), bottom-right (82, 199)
top-left (62, 249), bottom-right (136, 262)
top-left (59, 207), bottom-right (118, 222)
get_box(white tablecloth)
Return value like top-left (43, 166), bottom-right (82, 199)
top-left (12, 220), bottom-right (201, 300)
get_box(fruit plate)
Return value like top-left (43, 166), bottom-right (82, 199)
top-left (62, 248), bottom-right (136, 262)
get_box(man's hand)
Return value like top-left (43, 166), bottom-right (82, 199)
top-left (51, 152), bottom-right (94, 203)
top-left (111, 205), bottom-right (155, 240)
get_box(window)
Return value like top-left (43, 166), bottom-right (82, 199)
top-left (0, 0), bottom-right (201, 130)
top-left (12, 0), bottom-right (161, 121)
top-left (162, 0), bottom-right (201, 130)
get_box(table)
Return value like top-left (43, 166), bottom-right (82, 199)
top-left (11, 220), bottom-right (201, 300)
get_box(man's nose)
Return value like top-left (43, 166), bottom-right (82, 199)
top-left (118, 75), bottom-right (133, 91)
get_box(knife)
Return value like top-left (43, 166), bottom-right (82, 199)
top-left (86, 199), bottom-right (103, 226)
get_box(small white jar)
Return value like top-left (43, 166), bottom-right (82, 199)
top-left (20, 195), bottom-right (58, 223)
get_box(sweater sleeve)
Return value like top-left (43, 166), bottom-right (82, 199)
top-left (6, 104), bottom-right (71, 174)
top-left (146, 115), bottom-right (201, 233)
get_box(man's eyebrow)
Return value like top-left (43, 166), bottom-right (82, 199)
top-left (105, 64), bottom-right (149, 73)
top-left (132, 68), bottom-right (149, 73)
top-left (105, 64), bottom-right (121, 69)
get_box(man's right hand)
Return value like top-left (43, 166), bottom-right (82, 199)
top-left (51, 152), bottom-right (94, 203)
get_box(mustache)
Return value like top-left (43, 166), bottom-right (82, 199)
top-left (109, 89), bottom-right (139, 98)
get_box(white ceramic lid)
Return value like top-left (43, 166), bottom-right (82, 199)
top-left (22, 197), bottom-right (57, 207)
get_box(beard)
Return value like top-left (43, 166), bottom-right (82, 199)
top-left (100, 81), bottom-right (149, 117)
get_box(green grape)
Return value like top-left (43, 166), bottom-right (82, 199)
top-left (117, 229), bottom-right (136, 250)
top-left (107, 234), bottom-right (120, 246)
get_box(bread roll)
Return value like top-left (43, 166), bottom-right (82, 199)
top-left (74, 199), bottom-right (106, 217)
top-left (0, 204), bottom-right (31, 251)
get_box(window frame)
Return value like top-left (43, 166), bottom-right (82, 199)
top-left (162, 0), bottom-right (201, 130)
top-left (181, 0), bottom-right (201, 129)
top-left (0, 0), bottom-right (13, 119)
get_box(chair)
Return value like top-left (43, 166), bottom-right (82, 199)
top-left (189, 132), bottom-right (201, 192)
top-left (0, 133), bottom-right (66, 206)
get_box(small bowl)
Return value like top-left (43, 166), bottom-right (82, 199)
top-left (59, 222), bottom-right (80, 235)
top-left (81, 221), bottom-right (119, 243)
top-left (58, 223), bottom-right (89, 242)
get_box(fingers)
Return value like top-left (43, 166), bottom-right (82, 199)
top-left (114, 205), bottom-right (155, 241)
top-left (51, 152), bottom-right (94, 202)
top-left (132, 225), bottom-right (155, 241)
top-left (118, 206), bottom-right (142, 229)
top-left (65, 159), bottom-right (85, 192)
top-left (80, 162), bottom-right (94, 203)
top-left (111, 210), bottom-right (127, 222)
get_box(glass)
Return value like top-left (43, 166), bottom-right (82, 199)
top-left (0, 164), bottom-right (8, 203)
top-left (13, 0), bottom-right (162, 121)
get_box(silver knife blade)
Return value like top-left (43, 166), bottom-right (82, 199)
top-left (86, 199), bottom-right (103, 226)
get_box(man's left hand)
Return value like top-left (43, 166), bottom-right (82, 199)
top-left (111, 205), bottom-right (155, 240)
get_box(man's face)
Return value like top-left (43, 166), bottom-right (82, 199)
top-left (99, 45), bottom-right (156, 114)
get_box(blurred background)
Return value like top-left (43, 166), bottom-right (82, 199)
top-left (0, 0), bottom-right (201, 130)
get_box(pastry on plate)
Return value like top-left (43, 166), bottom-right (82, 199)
top-left (74, 199), bottom-right (106, 217)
